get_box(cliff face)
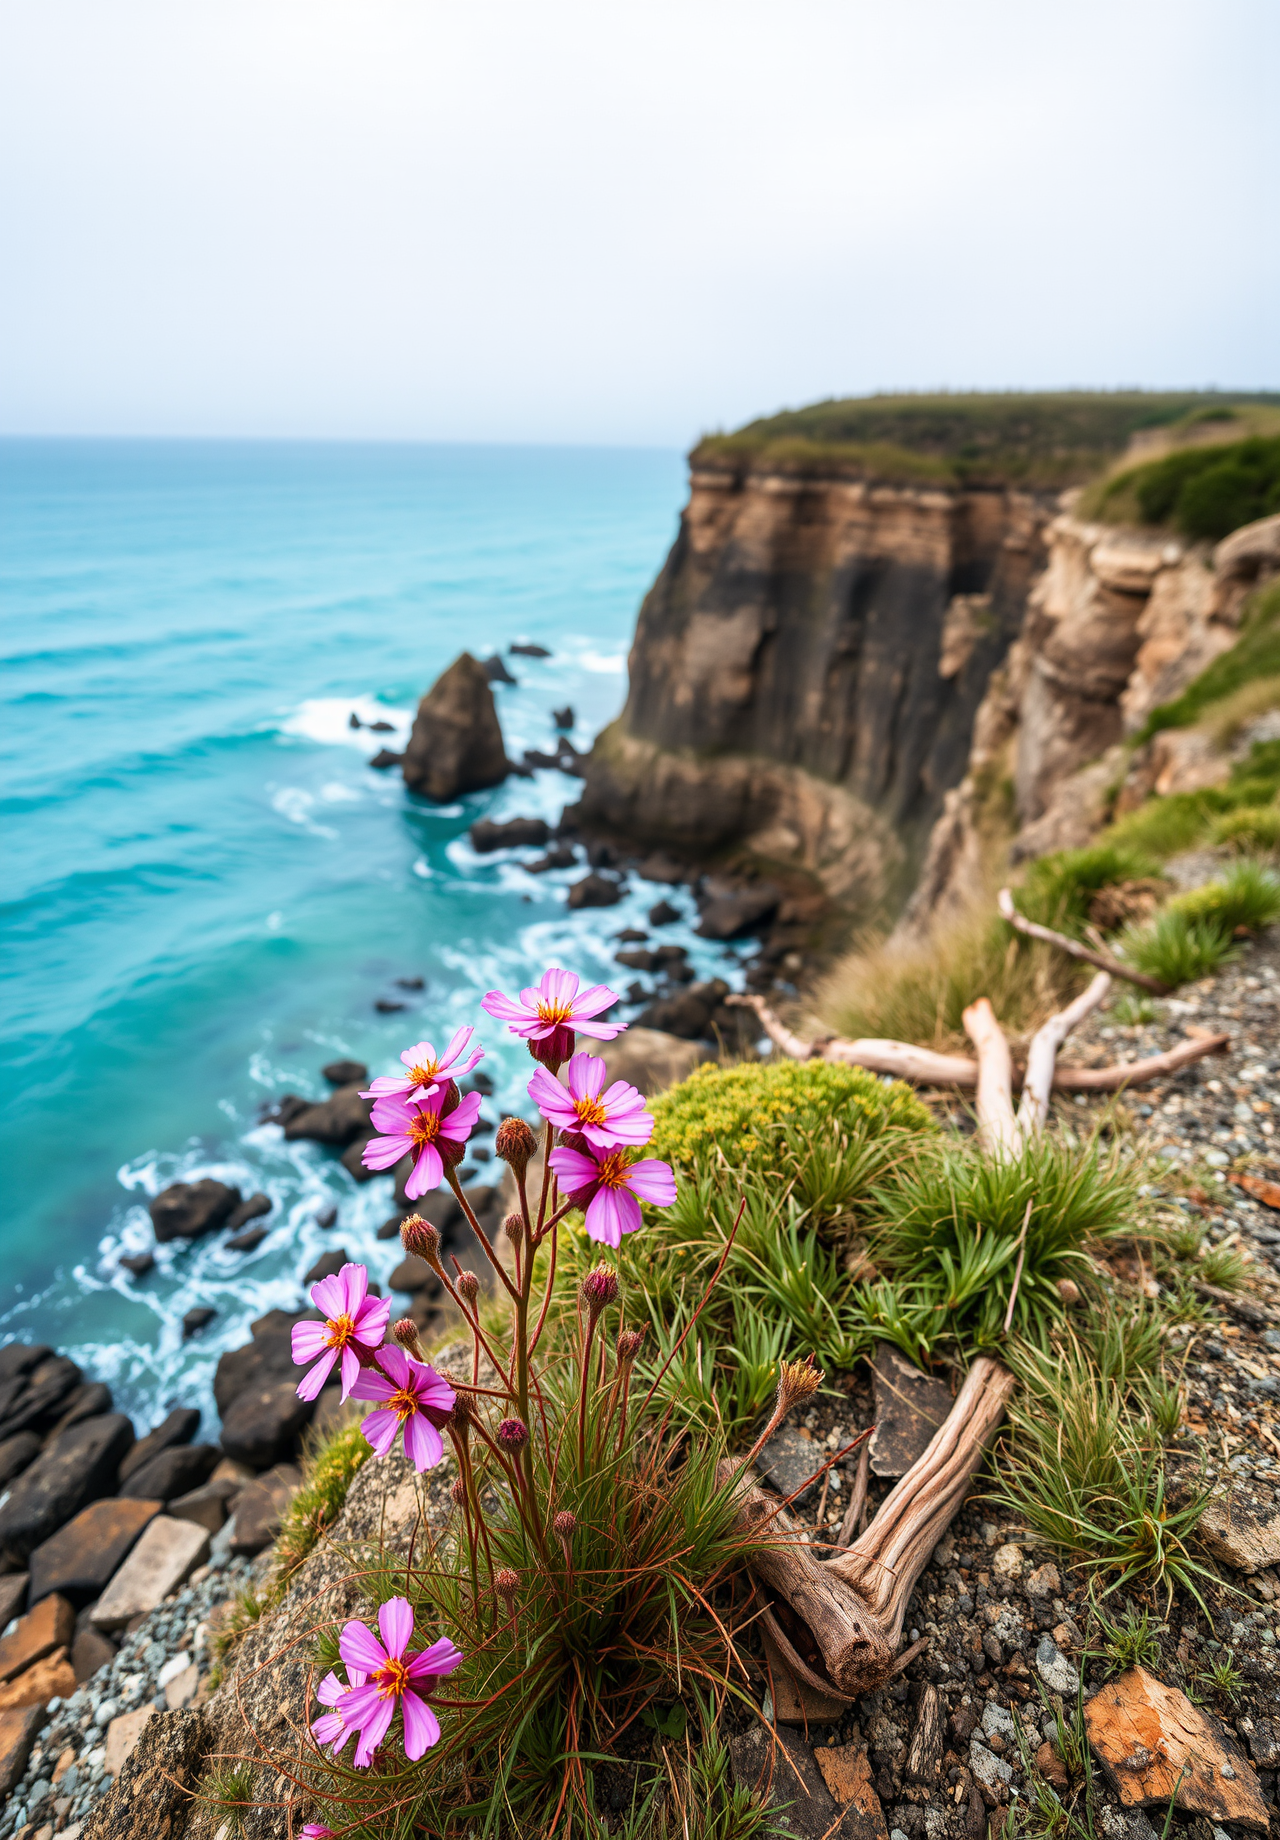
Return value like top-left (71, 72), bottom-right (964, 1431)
top-left (577, 465), bottom-right (1048, 911)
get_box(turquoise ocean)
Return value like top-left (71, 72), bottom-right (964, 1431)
top-left (0, 438), bottom-right (725, 1434)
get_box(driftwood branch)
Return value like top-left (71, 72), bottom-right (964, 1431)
top-left (962, 997), bottom-right (1020, 1156)
top-left (997, 888), bottom-right (1169, 994)
top-left (1017, 971), bottom-right (1111, 1135)
top-left (727, 1357), bottom-right (1016, 1699)
top-left (726, 993), bottom-right (1226, 1092)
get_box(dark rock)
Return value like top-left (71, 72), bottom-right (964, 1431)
top-left (637, 854), bottom-right (689, 884)
top-left (376, 997), bottom-right (407, 1013)
top-left (369, 747), bottom-right (403, 769)
top-left (568, 872), bottom-right (623, 909)
top-left (468, 1070), bottom-right (495, 1095)
top-left (869, 1344), bottom-right (954, 1478)
top-left (340, 1133), bottom-right (379, 1181)
top-left (263, 1092), bottom-right (311, 1126)
top-left (695, 880), bottom-right (781, 940)
top-left (149, 1179), bottom-right (242, 1244)
top-left (402, 653), bottom-right (509, 802)
top-left (71, 1622), bottom-right (117, 1683)
top-left (636, 979), bottom-right (729, 1041)
top-left (616, 948), bottom-right (657, 971)
top-left (349, 710), bottom-right (362, 728)
top-left (483, 653), bottom-right (518, 685)
top-left (396, 975), bottom-right (425, 989)
top-left (648, 899), bottom-right (681, 926)
top-left (303, 1248), bottom-right (350, 1286)
top-left (0, 1346), bottom-right (48, 1385)
top-left (315, 1203), bottom-right (339, 1227)
top-left (368, 718), bottom-right (395, 732)
top-left (219, 1382), bottom-right (314, 1470)
top-left (222, 1192), bottom-right (272, 1234)
top-left (225, 1225), bottom-right (269, 1253)
top-left (28, 1497), bottom-right (163, 1607)
top-left (118, 1252), bottom-right (155, 1277)
top-left (587, 841), bottom-right (617, 868)
top-left (168, 1477), bottom-right (239, 1534)
top-left (615, 926), bottom-right (648, 942)
top-left (118, 1408), bottom-right (201, 1483)
top-left (47, 1382), bottom-right (113, 1437)
top-left (281, 1083), bottom-right (371, 1146)
top-left (0, 1356), bottom-right (83, 1439)
top-left (0, 1576), bottom-right (27, 1626)
top-left (510, 641), bottom-right (551, 657)
top-left (525, 845), bottom-right (578, 872)
top-left (756, 1427), bottom-right (826, 1507)
top-left (228, 1463), bottom-right (302, 1554)
top-left (470, 816), bottom-right (551, 853)
top-left (0, 1704), bottom-right (44, 1799)
top-left (377, 1211), bottom-right (409, 1240)
top-left (81, 1707), bottom-right (210, 1840)
top-left (119, 1444), bottom-right (220, 1502)
top-left (182, 1309), bottom-right (216, 1339)
top-left (553, 704), bottom-right (574, 728)
top-left (730, 1726), bottom-right (868, 1838)
top-left (662, 958), bottom-right (696, 984)
top-left (213, 1318), bottom-right (311, 1417)
top-left (0, 1414), bottom-right (135, 1564)
top-left (390, 1255), bottom-right (438, 1294)
top-left (0, 1433), bottom-right (41, 1487)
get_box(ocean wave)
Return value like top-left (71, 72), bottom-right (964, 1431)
top-left (276, 695), bottom-right (413, 754)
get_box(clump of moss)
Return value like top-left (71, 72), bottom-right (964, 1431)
top-left (1091, 434), bottom-right (1280, 541)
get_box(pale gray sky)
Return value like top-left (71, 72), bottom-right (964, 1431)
top-left (1, 0), bottom-right (1275, 446)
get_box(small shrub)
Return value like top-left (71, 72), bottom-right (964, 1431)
top-left (1203, 674), bottom-right (1280, 748)
top-left (1211, 805), bottom-right (1280, 853)
top-left (1093, 435), bottom-right (1280, 541)
top-left (1169, 859), bottom-right (1280, 934)
top-left (1106, 791), bottom-right (1228, 859)
top-left (1196, 1655), bottom-right (1244, 1705)
top-left (1117, 910), bottom-right (1238, 987)
top-left (1199, 1243), bottom-right (1251, 1291)
top-left (1020, 844), bottom-right (1162, 935)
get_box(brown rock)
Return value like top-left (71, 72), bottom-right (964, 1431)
top-left (102, 1705), bottom-right (155, 1777)
top-left (0, 1592), bottom-right (74, 1683)
top-left (869, 1343), bottom-right (954, 1477)
top-left (905, 1683), bottom-right (943, 1784)
top-left (149, 1178), bottom-right (241, 1243)
top-left (280, 1084), bottom-right (371, 1147)
top-left (85, 1708), bottom-right (209, 1840)
top-left (71, 1625), bottom-right (116, 1684)
top-left (814, 1742), bottom-right (889, 1840)
top-left (1084, 1665), bottom-right (1267, 1831)
top-left (1195, 1489), bottom-right (1280, 1573)
top-left (167, 1478), bottom-right (238, 1534)
top-left (1035, 1740), bottom-right (1069, 1789)
top-left (228, 1462), bottom-right (301, 1555)
top-left (0, 1574), bottom-right (29, 1627)
top-left (117, 1408), bottom-right (201, 1484)
top-left (90, 1518), bottom-right (211, 1630)
top-left (27, 1497), bottom-right (163, 1607)
top-left (0, 1704), bottom-right (44, 1797)
top-left (401, 653), bottom-right (509, 802)
top-left (729, 1725), bottom-right (849, 1839)
top-left (597, 1027), bottom-right (714, 1098)
top-left (389, 1253), bottom-right (438, 1294)
top-left (0, 1647), bottom-right (76, 1708)
top-left (0, 1414), bottom-right (136, 1563)
top-left (0, 1433), bottom-right (42, 1488)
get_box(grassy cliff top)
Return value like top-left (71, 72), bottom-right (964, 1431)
top-left (691, 390), bottom-right (1280, 490)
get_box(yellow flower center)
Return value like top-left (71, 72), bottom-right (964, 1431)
top-left (594, 1151), bottom-right (629, 1191)
top-left (573, 1095), bottom-right (608, 1128)
top-left (535, 999), bottom-right (574, 1025)
top-left (325, 1312), bottom-right (356, 1351)
top-left (375, 1656), bottom-right (411, 1699)
top-left (408, 1060), bottom-right (438, 1085)
top-left (408, 1111), bottom-right (441, 1149)
top-left (389, 1385), bottom-right (420, 1423)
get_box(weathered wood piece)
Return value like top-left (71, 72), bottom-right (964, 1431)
top-left (997, 888), bottom-right (1170, 993)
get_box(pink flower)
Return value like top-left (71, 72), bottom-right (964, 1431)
top-left (310, 1664), bottom-right (368, 1755)
top-left (336, 1597), bottom-right (463, 1764)
top-left (350, 1343), bottom-right (456, 1471)
top-left (548, 1144), bottom-right (676, 1248)
top-left (302, 1827), bottom-right (336, 1838)
top-left (359, 1028), bottom-right (484, 1102)
top-left (360, 1085), bottom-right (482, 1198)
top-left (291, 1264), bottom-right (391, 1402)
top-left (528, 1052), bottom-right (653, 1150)
top-left (481, 967), bottom-right (624, 1065)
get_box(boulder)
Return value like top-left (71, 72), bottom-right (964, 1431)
top-left (0, 1433), bottom-right (41, 1488)
top-left (0, 1592), bottom-right (74, 1681)
top-left (182, 1308), bottom-right (216, 1338)
top-left (119, 1252), bottom-right (155, 1277)
top-left (118, 1407), bottom-right (201, 1483)
top-left (869, 1343), bottom-right (954, 1478)
top-left (221, 1192), bottom-right (271, 1234)
top-left (553, 703), bottom-right (574, 727)
top-left (1084, 1665), bottom-right (1267, 1831)
top-left (118, 1443), bottom-right (220, 1503)
top-left (482, 653), bottom-right (517, 685)
top-left (814, 1742), bottom-right (890, 1838)
top-left (511, 642), bottom-right (551, 658)
top-left (636, 980), bottom-right (729, 1041)
top-left (0, 1345), bottom-right (49, 1385)
top-left (84, 1708), bottom-right (209, 1835)
top-left (390, 1253), bottom-right (437, 1294)
top-left (27, 1498), bottom-right (162, 1607)
top-left (102, 1705), bottom-right (155, 1779)
top-left (567, 872), bottom-right (623, 909)
top-left (469, 816), bottom-right (551, 853)
top-left (90, 1518), bottom-right (211, 1631)
top-left (48, 1381), bottom-right (113, 1437)
top-left (1194, 1486), bottom-right (1280, 1573)
top-left (167, 1477), bottom-right (240, 1534)
top-left (228, 1463), bottom-right (302, 1555)
top-left (0, 1354), bottom-right (83, 1438)
top-left (369, 747), bottom-right (403, 769)
top-left (695, 880), bottom-right (781, 940)
top-left (219, 1381), bottom-right (315, 1471)
top-left (0, 1414), bottom-right (136, 1564)
top-left (226, 1224), bottom-right (269, 1253)
top-left (303, 1248), bottom-right (351, 1287)
top-left (730, 1725), bottom-right (871, 1839)
top-left (321, 1059), bottom-right (368, 1086)
top-left (0, 1576), bottom-right (27, 1626)
top-left (281, 1083), bottom-right (371, 1146)
top-left (401, 653), bottom-right (509, 802)
top-left (0, 1648), bottom-right (75, 1709)
top-left (648, 899), bottom-right (681, 926)
top-left (72, 1623), bottom-right (117, 1684)
top-left (149, 1179), bottom-right (242, 1243)
top-left (0, 1704), bottom-right (44, 1798)
top-left (340, 1133), bottom-right (380, 1181)
top-left (525, 845), bottom-right (578, 872)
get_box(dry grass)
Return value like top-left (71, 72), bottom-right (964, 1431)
top-left (813, 907), bottom-right (1082, 1049)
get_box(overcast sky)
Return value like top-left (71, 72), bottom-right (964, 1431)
top-left (1, 0), bottom-right (1276, 447)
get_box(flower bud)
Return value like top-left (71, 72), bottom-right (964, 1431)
top-left (449, 1476), bottom-right (468, 1507)
top-left (580, 1264), bottom-right (619, 1319)
top-left (553, 1509), bottom-right (576, 1567)
top-left (448, 1392), bottom-right (475, 1436)
top-left (616, 1327), bottom-right (645, 1365)
top-left (495, 1416), bottom-right (529, 1453)
top-left (503, 1211), bottom-right (525, 1248)
top-left (776, 1354), bottom-right (823, 1413)
top-left (529, 1025), bottom-right (575, 1071)
top-left (495, 1567), bottom-right (520, 1619)
top-left (392, 1318), bottom-right (425, 1360)
top-left (494, 1117), bottom-right (536, 1177)
top-left (400, 1215), bottom-right (443, 1271)
top-left (1056, 1277), bottom-right (1082, 1306)
top-left (456, 1270), bottom-right (480, 1309)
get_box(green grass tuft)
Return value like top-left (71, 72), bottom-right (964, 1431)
top-left (1020, 843), bottom-right (1162, 935)
top-left (1118, 910), bottom-right (1240, 986)
top-left (1211, 804), bottom-right (1280, 853)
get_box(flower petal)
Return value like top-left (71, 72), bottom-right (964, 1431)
top-left (353, 1295), bottom-right (393, 1343)
top-left (339, 1343), bottom-right (362, 1398)
top-left (623, 1158), bottom-right (677, 1206)
top-left (399, 1041), bottom-right (437, 1071)
top-left (337, 1262), bottom-right (368, 1315)
top-left (541, 967), bottom-right (579, 1008)
top-left (548, 1145), bottom-right (599, 1196)
top-left (440, 1090), bottom-right (481, 1141)
top-left (316, 1669), bottom-right (347, 1708)
top-left (404, 1143), bottom-right (442, 1198)
top-left (403, 1409), bottom-right (444, 1471)
top-left (361, 1132), bottom-right (409, 1171)
top-left (349, 1365), bottom-right (395, 1402)
top-left (567, 981), bottom-right (617, 1019)
top-left (375, 1343), bottom-right (410, 1387)
top-left (296, 1348), bottom-right (337, 1402)
top-left (378, 1596), bottom-right (415, 1660)
top-left (405, 1636), bottom-right (464, 1680)
top-left (480, 989), bottom-right (532, 1022)
top-left (291, 1321), bottom-right (329, 1363)
top-left (360, 1406), bottom-right (401, 1455)
top-left (360, 1074), bottom-right (412, 1099)
top-left (311, 1273), bottom-right (347, 1319)
top-left (412, 1364), bottom-right (458, 1413)
top-left (311, 1712), bottom-right (347, 1748)
top-left (584, 1186), bottom-right (627, 1248)
top-left (566, 1052), bottom-right (607, 1099)
top-left (339, 1620), bottom-right (388, 1676)
top-left (352, 1692), bottom-right (396, 1764)
top-left (400, 1689), bottom-right (441, 1761)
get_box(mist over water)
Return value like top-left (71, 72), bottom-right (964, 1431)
top-left (0, 438), bottom-right (716, 1432)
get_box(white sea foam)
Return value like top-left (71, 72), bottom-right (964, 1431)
top-left (276, 695), bottom-right (413, 754)
top-left (270, 786), bottom-right (339, 839)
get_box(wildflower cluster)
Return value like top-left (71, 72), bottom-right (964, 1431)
top-left (294, 968), bottom-right (680, 1781)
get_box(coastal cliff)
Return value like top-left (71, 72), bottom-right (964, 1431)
top-left (576, 464), bottom-right (1048, 913)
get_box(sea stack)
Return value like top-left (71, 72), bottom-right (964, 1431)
top-left (401, 652), bottom-right (510, 802)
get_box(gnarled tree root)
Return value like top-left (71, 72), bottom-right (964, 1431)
top-left (727, 1356), bottom-right (1016, 1701)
